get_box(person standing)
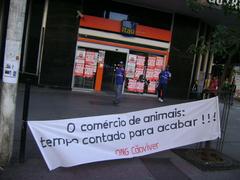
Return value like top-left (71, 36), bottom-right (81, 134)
top-left (208, 76), bottom-right (218, 97)
top-left (229, 77), bottom-right (236, 105)
top-left (157, 66), bottom-right (171, 102)
top-left (113, 61), bottom-right (125, 104)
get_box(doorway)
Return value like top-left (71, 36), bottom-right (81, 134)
top-left (102, 51), bottom-right (127, 92)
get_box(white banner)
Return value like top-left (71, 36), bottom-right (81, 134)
top-left (28, 97), bottom-right (220, 170)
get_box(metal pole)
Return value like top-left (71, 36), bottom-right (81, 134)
top-left (220, 91), bottom-right (231, 152)
top-left (0, 0), bottom-right (4, 50)
top-left (19, 80), bottom-right (31, 163)
top-left (0, 0), bottom-right (27, 167)
top-left (37, 0), bottom-right (49, 83)
top-left (22, 0), bottom-right (32, 72)
top-left (187, 20), bottom-right (201, 98)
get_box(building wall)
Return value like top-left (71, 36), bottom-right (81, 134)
top-left (39, 0), bottom-right (81, 88)
top-left (22, 0), bottom-right (44, 74)
top-left (83, 0), bottom-right (172, 30)
top-left (36, 0), bottom-right (200, 98)
top-left (39, 0), bottom-right (173, 88)
top-left (168, 14), bottom-right (199, 99)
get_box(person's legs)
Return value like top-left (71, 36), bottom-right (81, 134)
top-left (230, 92), bottom-right (234, 105)
top-left (157, 87), bottom-right (161, 98)
top-left (160, 84), bottom-right (167, 101)
top-left (157, 84), bottom-right (164, 102)
top-left (114, 84), bottom-right (123, 104)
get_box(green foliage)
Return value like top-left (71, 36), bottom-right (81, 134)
top-left (186, 0), bottom-right (205, 12)
top-left (187, 36), bottom-right (209, 55)
top-left (211, 25), bottom-right (240, 58)
top-left (186, 0), bottom-right (240, 59)
top-left (221, 0), bottom-right (240, 17)
top-left (186, 0), bottom-right (240, 17)
top-left (187, 25), bottom-right (240, 60)
top-left (186, 0), bottom-right (240, 84)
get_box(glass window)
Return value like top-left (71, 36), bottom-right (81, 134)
top-left (73, 47), bottom-right (100, 90)
top-left (109, 12), bottom-right (128, 21)
top-left (125, 51), bottom-right (166, 95)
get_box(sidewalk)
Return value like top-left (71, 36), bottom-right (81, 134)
top-left (0, 85), bottom-right (240, 180)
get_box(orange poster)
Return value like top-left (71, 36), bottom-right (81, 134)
top-left (134, 67), bottom-right (144, 79)
top-left (85, 51), bottom-right (96, 65)
top-left (127, 79), bottom-right (137, 92)
top-left (84, 65), bottom-right (95, 78)
top-left (146, 68), bottom-right (154, 80)
top-left (136, 55), bottom-right (145, 68)
top-left (148, 56), bottom-right (156, 68)
top-left (148, 81), bottom-right (157, 94)
top-left (156, 56), bottom-right (164, 68)
top-left (74, 63), bottom-right (84, 77)
top-left (136, 82), bottom-right (144, 93)
top-left (153, 68), bottom-right (161, 80)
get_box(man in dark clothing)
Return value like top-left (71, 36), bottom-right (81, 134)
top-left (157, 66), bottom-right (171, 102)
top-left (113, 61), bottom-right (125, 104)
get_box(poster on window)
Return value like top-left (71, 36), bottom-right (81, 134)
top-left (84, 65), bottom-right (95, 78)
top-left (146, 68), bottom-right (154, 80)
top-left (74, 63), bottom-right (84, 77)
top-left (136, 55), bottom-right (145, 67)
top-left (136, 82), bottom-right (144, 93)
top-left (148, 56), bottom-right (156, 68)
top-left (94, 52), bottom-right (99, 66)
top-left (85, 51), bottom-right (96, 65)
top-left (128, 54), bottom-right (137, 64)
top-left (126, 54), bottom-right (137, 78)
top-left (98, 50), bottom-right (105, 63)
top-left (75, 48), bottom-right (86, 64)
top-left (126, 65), bottom-right (136, 78)
top-left (148, 81), bottom-right (157, 94)
top-left (156, 56), bottom-right (164, 68)
top-left (153, 68), bottom-right (161, 80)
top-left (127, 79), bottom-right (137, 92)
top-left (134, 67), bottom-right (144, 79)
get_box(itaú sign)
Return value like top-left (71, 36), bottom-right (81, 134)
top-left (207, 0), bottom-right (240, 10)
top-left (121, 20), bottom-right (136, 36)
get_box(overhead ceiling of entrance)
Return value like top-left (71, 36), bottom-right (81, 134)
top-left (114, 0), bottom-right (240, 27)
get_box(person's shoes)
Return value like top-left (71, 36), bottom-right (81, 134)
top-left (158, 98), bottom-right (163, 102)
top-left (113, 100), bottom-right (119, 105)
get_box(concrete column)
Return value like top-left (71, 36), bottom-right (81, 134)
top-left (194, 54), bottom-right (203, 81)
top-left (202, 44), bottom-right (210, 74)
top-left (0, 0), bottom-right (27, 167)
top-left (194, 23), bottom-right (207, 81)
top-left (207, 52), bottom-right (214, 75)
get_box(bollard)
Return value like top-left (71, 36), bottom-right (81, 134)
top-left (19, 80), bottom-right (31, 163)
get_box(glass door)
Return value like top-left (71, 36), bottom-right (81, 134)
top-left (72, 47), bottom-right (100, 90)
top-left (101, 51), bottom-right (127, 92)
top-left (72, 41), bottom-right (129, 92)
